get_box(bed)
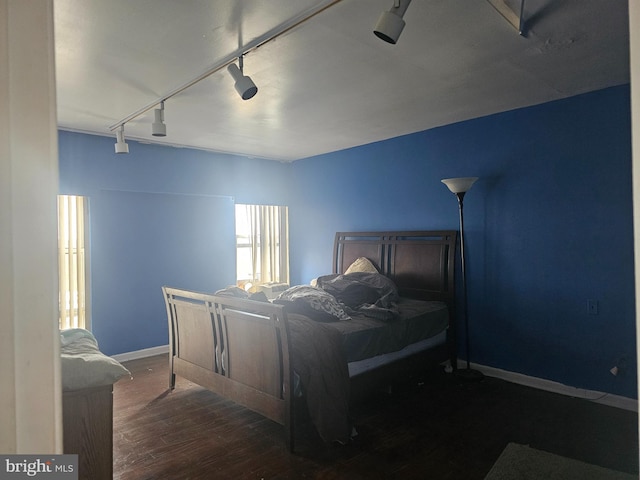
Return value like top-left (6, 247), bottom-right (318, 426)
top-left (60, 328), bottom-right (131, 480)
top-left (162, 230), bottom-right (457, 452)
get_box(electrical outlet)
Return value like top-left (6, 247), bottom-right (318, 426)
top-left (610, 356), bottom-right (628, 377)
top-left (587, 299), bottom-right (599, 315)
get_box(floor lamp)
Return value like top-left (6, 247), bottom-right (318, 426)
top-left (441, 177), bottom-right (484, 381)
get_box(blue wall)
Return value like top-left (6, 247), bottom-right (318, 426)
top-left (58, 84), bottom-right (636, 398)
top-left (59, 132), bottom-right (291, 355)
top-left (288, 85), bottom-right (636, 398)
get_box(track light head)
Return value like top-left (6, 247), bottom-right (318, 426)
top-left (227, 61), bottom-right (258, 100)
top-left (152, 101), bottom-right (166, 137)
top-left (114, 125), bottom-right (129, 154)
top-left (374, 0), bottom-right (412, 44)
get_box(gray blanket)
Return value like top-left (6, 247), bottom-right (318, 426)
top-left (287, 313), bottom-right (352, 444)
top-left (60, 328), bottom-right (131, 390)
top-left (315, 272), bottom-right (400, 321)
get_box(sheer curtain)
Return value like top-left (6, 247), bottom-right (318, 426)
top-left (245, 204), bottom-right (289, 285)
top-left (57, 195), bottom-right (90, 330)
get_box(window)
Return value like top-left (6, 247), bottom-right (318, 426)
top-left (57, 195), bottom-right (90, 330)
top-left (235, 204), bottom-right (289, 289)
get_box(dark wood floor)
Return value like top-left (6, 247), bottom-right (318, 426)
top-left (113, 354), bottom-right (638, 480)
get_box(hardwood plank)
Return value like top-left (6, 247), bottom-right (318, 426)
top-left (113, 354), bottom-right (638, 479)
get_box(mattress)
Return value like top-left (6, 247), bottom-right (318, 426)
top-left (347, 330), bottom-right (447, 377)
top-left (324, 297), bottom-right (449, 363)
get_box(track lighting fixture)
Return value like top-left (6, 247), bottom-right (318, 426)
top-left (373, 0), bottom-right (412, 44)
top-left (114, 125), bottom-right (129, 154)
top-left (227, 56), bottom-right (258, 100)
top-left (486, 0), bottom-right (526, 36)
top-left (109, 0), bottom-right (345, 153)
top-left (152, 101), bottom-right (166, 137)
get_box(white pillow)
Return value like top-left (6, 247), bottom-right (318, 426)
top-left (344, 256), bottom-right (379, 275)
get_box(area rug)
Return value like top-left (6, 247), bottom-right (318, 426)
top-left (484, 443), bottom-right (637, 480)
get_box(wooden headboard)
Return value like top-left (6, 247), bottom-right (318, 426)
top-left (333, 230), bottom-right (457, 305)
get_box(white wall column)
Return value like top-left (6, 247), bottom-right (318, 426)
top-left (0, 0), bottom-right (61, 453)
top-left (629, 0), bottom-right (640, 464)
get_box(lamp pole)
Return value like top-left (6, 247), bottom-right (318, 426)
top-left (441, 177), bottom-right (483, 381)
top-left (455, 191), bottom-right (471, 371)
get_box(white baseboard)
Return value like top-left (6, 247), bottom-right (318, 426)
top-left (110, 347), bottom-right (637, 412)
top-left (112, 344), bottom-right (169, 363)
top-left (463, 361), bottom-right (638, 412)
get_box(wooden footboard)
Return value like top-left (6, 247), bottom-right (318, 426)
top-left (162, 286), bottom-right (295, 451)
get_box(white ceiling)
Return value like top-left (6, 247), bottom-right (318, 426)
top-left (54, 0), bottom-right (630, 162)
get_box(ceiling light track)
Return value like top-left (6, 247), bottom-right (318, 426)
top-left (108, 0), bottom-right (344, 135)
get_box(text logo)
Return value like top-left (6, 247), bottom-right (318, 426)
top-left (0, 455), bottom-right (77, 479)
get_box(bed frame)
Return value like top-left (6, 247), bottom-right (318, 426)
top-left (162, 230), bottom-right (457, 452)
top-left (63, 385), bottom-right (114, 480)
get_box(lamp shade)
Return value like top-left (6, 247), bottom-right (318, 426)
top-left (227, 63), bottom-right (258, 100)
top-left (373, 11), bottom-right (405, 44)
top-left (114, 128), bottom-right (129, 154)
top-left (441, 177), bottom-right (478, 194)
top-left (152, 107), bottom-right (166, 137)
top-left (373, 0), bottom-right (412, 44)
